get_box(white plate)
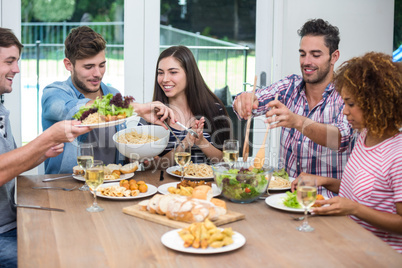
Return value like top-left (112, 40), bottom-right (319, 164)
top-left (166, 165), bottom-right (214, 180)
top-left (265, 193), bottom-right (327, 213)
top-left (268, 177), bottom-right (295, 191)
top-left (73, 172), bottom-right (134, 183)
top-left (157, 182), bottom-right (221, 197)
top-left (76, 113), bottom-right (137, 129)
top-left (161, 228), bottom-right (246, 254)
top-left (94, 182), bottom-right (157, 200)
top-left (265, 193), bottom-right (305, 213)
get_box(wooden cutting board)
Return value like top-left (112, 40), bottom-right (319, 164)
top-left (123, 204), bottom-right (245, 229)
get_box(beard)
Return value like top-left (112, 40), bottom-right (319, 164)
top-left (302, 59), bottom-right (332, 84)
top-left (72, 72), bottom-right (101, 94)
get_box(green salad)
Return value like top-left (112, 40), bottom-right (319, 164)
top-left (73, 93), bottom-right (134, 122)
top-left (215, 167), bottom-right (269, 203)
top-left (273, 168), bottom-right (289, 180)
top-left (282, 191), bottom-right (301, 209)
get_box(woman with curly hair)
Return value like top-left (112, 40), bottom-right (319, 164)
top-left (292, 52), bottom-right (402, 253)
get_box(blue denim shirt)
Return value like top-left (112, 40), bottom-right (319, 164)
top-left (41, 77), bottom-right (124, 174)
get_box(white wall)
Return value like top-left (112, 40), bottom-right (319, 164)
top-left (255, 0), bottom-right (394, 168)
top-left (0, 0), bottom-right (22, 147)
top-left (124, 0), bottom-right (160, 103)
top-left (280, 0), bottom-right (394, 76)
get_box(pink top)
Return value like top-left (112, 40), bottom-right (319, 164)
top-left (339, 129), bottom-right (402, 253)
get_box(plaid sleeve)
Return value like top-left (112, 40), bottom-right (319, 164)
top-left (333, 102), bottom-right (354, 152)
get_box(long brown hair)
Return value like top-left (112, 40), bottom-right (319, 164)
top-left (153, 45), bottom-right (230, 148)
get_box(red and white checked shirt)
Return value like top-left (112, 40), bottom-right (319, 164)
top-left (234, 75), bottom-right (354, 198)
top-left (339, 130), bottom-right (402, 253)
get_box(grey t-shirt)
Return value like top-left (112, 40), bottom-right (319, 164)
top-left (0, 104), bottom-right (17, 233)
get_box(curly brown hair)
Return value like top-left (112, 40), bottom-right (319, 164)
top-left (334, 52), bottom-right (402, 137)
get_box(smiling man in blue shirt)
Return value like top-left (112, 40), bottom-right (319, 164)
top-left (42, 26), bottom-right (175, 174)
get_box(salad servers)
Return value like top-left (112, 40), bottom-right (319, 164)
top-left (175, 121), bottom-right (199, 139)
top-left (32, 186), bottom-right (78, 191)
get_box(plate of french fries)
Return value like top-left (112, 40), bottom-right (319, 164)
top-left (161, 219), bottom-right (246, 254)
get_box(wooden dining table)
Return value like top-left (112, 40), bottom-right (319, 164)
top-left (17, 170), bottom-right (402, 267)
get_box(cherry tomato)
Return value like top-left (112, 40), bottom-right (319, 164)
top-left (245, 187), bottom-right (251, 193)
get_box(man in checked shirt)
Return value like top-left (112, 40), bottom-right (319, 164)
top-left (233, 18), bottom-right (354, 198)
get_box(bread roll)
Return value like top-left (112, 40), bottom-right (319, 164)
top-left (192, 185), bottom-right (212, 201)
top-left (138, 200), bottom-right (149, 211)
top-left (120, 162), bottom-right (138, 174)
top-left (165, 196), bottom-right (226, 223)
top-left (147, 194), bottom-right (163, 214)
top-left (210, 198), bottom-right (227, 210)
top-left (107, 164), bottom-right (122, 172)
top-left (156, 194), bottom-right (177, 215)
top-left (73, 165), bottom-right (84, 176)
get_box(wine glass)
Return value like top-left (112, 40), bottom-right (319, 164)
top-left (86, 160), bottom-right (104, 212)
top-left (296, 176), bottom-right (318, 232)
top-left (222, 139), bottom-right (239, 169)
top-left (77, 143), bottom-right (94, 191)
top-left (174, 140), bottom-right (191, 181)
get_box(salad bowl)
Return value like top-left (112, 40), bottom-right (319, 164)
top-left (213, 161), bottom-right (274, 203)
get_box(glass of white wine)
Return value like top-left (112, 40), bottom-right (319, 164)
top-left (86, 160), bottom-right (104, 212)
top-left (77, 143), bottom-right (94, 191)
top-left (296, 176), bottom-right (318, 232)
top-left (222, 139), bottom-right (239, 169)
top-left (174, 140), bottom-right (191, 181)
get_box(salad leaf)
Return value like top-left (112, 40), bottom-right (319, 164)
top-left (73, 93), bottom-right (135, 121)
top-left (283, 191), bottom-right (301, 209)
top-left (273, 168), bottom-right (289, 180)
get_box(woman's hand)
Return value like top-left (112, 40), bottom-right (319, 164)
top-left (186, 117), bottom-right (206, 147)
top-left (311, 196), bottom-right (359, 216)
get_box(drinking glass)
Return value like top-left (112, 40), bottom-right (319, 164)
top-left (296, 176), bottom-right (318, 232)
top-left (86, 160), bottom-right (104, 212)
top-left (174, 140), bottom-right (191, 181)
top-left (222, 139), bottom-right (239, 168)
top-left (77, 143), bottom-right (94, 191)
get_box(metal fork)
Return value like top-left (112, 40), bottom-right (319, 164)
top-left (32, 186), bottom-right (78, 191)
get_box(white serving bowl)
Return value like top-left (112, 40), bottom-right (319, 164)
top-left (113, 125), bottom-right (169, 161)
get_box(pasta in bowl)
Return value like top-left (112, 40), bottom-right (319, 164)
top-left (113, 125), bottom-right (169, 161)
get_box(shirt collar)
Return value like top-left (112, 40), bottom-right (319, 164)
top-left (297, 79), bottom-right (335, 98)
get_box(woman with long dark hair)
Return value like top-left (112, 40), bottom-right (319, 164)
top-left (153, 45), bottom-right (230, 166)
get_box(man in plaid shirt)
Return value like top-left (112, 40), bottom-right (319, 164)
top-left (233, 19), bottom-right (354, 198)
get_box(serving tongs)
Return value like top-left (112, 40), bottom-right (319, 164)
top-left (242, 75), bottom-right (257, 162)
top-left (254, 93), bottom-right (279, 169)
